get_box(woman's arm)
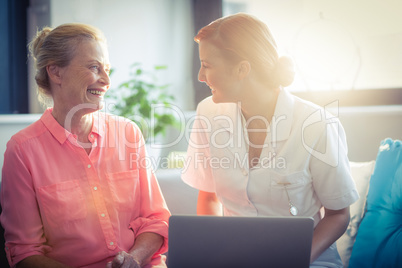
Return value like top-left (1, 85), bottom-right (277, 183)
top-left (1, 140), bottom-right (56, 267)
top-left (17, 255), bottom-right (71, 268)
top-left (310, 206), bottom-right (350, 263)
top-left (106, 232), bottom-right (163, 268)
top-left (127, 232), bottom-right (164, 266)
top-left (197, 190), bottom-right (223, 216)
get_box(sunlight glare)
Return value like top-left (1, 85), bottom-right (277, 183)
top-left (291, 19), bottom-right (360, 91)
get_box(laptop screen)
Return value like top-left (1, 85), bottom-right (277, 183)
top-left (168, 215), bottom-right (314, 268)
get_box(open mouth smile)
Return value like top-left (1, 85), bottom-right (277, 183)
top-left (87, 89), bottom-right (106, 96)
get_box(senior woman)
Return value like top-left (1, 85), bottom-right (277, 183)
top-left (0, 23), bottom-right (170, 268)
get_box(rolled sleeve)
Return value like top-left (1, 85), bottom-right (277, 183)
top-left (4, 243), bottom-right (51, 268)
top-left (1, 140), bottom-right (51, 267)
top-left (130, 140), bottom-right (170, 256)
top-left (128, 216), bottom-right (169, 255)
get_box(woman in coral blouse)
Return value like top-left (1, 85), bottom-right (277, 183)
top-left (0, 23), bottom-right (170, 268)
top-left (182, 13), bottom-right (359, 267)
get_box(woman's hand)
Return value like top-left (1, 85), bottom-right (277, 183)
top-left (106, 232), bottom-right (164, 268)
top-left (106, 251), bottom-right (141, 268)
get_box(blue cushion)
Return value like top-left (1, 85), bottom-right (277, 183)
top-left (349, 138), bottom-right (402, 268)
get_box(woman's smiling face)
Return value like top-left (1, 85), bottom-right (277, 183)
top-left (198, 40), bottom-right (241, 103)
top-left (54, 39), bottom-right (111, 113)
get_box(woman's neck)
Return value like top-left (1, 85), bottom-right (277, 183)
top-left (51, 107), bottom-right (93, 142)
top-left (240, 86), bottom-right (280, 125)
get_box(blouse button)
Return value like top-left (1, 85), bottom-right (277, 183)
top-left (91, 134), bottom-right (94, 138)
top-left (93, 186), bottom-right (98, 191)
top-left (242, 169), bottom-right (248, 176)
top-left (87, 164), bottom-right (91, 168)
top-left (109, 242), bottom-right (114, 246)
top-left (101, 213), bottom-right (106, 217)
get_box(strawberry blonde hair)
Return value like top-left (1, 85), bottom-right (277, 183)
top-left (195, 13), bottom-right (294, 88)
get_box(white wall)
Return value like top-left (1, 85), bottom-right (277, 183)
top-left (337, 106), bottom-right (402, 162)
top-left (40, 0), bottom-right (195, 112)
top-left (225, 0), bottom-right (402, 92)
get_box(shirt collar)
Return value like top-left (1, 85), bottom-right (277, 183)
top-left (91, 111), bottom-right (105, 138)
top-left (272, 88), bottom-right (295, 142)
top-left (215, 89), bottom-right (295, 143)
top-left (234, 88), bottom-right (295, 142)
top-left (40, 108), bottom-right (70, 144)
top-left (40, 108), bottom-right (102, 144)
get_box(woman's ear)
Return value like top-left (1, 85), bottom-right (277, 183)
top-left (47, 65), bottom-right (62, 85)
top-left (237, 60), bottom-right (250, 80)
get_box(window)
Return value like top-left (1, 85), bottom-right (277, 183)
top-left (223, 0), bottom-right (402, 106)
top-left (0, 0), bottom-right (29, 114)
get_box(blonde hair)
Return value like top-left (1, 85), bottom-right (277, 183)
top-left (195, 13), bottom-right (294, 88)
top-left (29, 23), bottom-right (107, 105)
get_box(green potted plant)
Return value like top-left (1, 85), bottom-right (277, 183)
top-left (106, 63), bottom-right (179, 143)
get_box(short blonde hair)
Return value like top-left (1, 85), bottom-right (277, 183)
top-left (29, 23), bottom-right (107, 105)
top-left (195, 13), bottom-right (294, 88)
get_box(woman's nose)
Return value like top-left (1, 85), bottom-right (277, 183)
top-left (99, 69), bottom-right (111, 86)
top-left (198, 69), bottom-right (205, 82)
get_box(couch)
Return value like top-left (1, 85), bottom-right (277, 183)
top-left (156, 138), bottom-right (402, 268)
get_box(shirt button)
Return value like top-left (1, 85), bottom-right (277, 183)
top-left (109, 242), bottom-right (114, 246)
top-left (87, 164), bottom-right (91, 168)
top-left (91, 134), bottom-right (94, 138)
top-left (93, 186), bottom-right (98, 190)
top-left (101, 213), bottom-right (105, 217)
top-left (242, 169), bottom-right (248, 176)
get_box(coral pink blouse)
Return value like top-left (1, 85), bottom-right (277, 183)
top-left (0, 108), bottom-right (170, 267)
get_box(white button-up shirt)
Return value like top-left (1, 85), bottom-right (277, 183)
top-left (182, 89), bottom-right (358, 226)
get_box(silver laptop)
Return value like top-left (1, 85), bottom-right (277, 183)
top-left (168, 215), bottom-right (314, 268)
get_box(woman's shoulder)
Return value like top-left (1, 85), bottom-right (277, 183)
top-left (97, 111), bottom-right (137, 125)
top-left (286, 95), bottom-right (344, 147)
top-left (197, 96), bottom-right (237, 118)
top-left (8, 119), bottom-right (47, 146)
top-left (96, 111), bottom-right (142, 135)
top-left (290, 92), bottom-right (341, 126)
top-left (291, 93), bottom-right (323, 114)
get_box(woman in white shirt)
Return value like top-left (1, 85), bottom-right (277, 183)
top-left (182, 13), bottom-right (358, 267)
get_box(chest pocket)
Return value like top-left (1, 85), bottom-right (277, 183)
top-left (38, 180), bottom-right (87, 228)
top-left (269, 171), bottom-right (311, 213)
top-left (106, 170), bottom-right (139, 211)
top-left (270, 171), bottom-right (306, 188)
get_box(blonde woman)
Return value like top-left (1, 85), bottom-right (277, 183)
top-left (182, 13), bottom-right (358, 267)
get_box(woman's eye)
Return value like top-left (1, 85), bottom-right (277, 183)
top-left (90, 66), bottom-right (99, 73)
